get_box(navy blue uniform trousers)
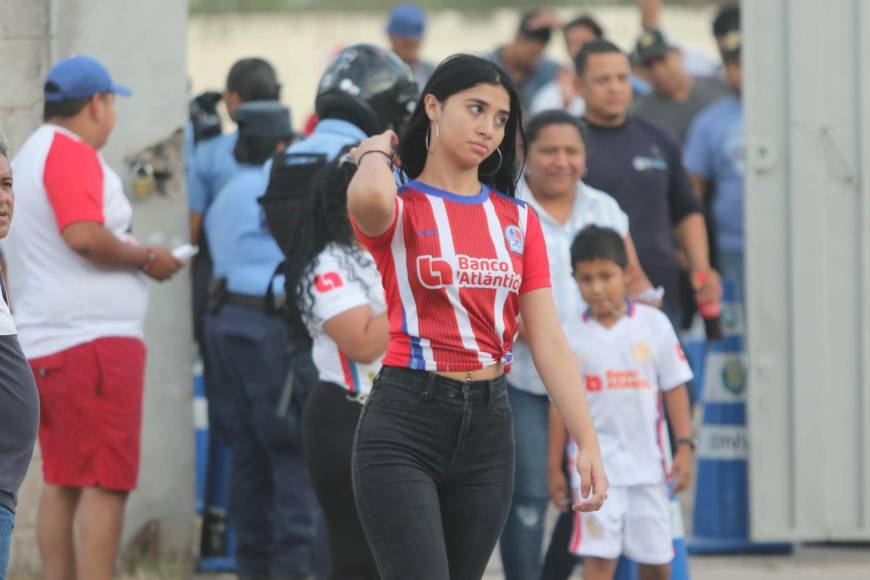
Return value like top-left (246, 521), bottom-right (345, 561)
top-left (205, 302), bottom-right (317, 577)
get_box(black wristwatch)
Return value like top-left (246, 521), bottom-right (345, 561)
top-left (676, 437), bottom-right (697, 451)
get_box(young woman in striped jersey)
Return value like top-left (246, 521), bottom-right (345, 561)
top-left (287, 157), bottom-right (386, 579)
top-left (346, 54), bottom-right (609, 580)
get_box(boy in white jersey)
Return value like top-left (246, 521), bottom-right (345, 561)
top-left (549, 225), bottom-right (694, 580)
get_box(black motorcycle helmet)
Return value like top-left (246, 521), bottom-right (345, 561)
top-left (315, 44), bottom-right (418, 136)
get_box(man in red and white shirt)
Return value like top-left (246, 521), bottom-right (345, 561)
top-left (1, 55), bottom-right (181, 580)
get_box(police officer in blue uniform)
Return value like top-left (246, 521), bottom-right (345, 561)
top-left (189, 59), bottom-right (281, 234)
top-left (203, 101), bottom-right (305, 580)
top-left (188, 58), bottom-right (281, 346)
top-left (264, 43), bottom-right (418, 417)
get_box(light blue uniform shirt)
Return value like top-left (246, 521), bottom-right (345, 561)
top-left (683, 95), bottom-right (744, 253)
top-left (204, 118), bottom-right (367, 298)
top-left (205, 163), bottom-right (284, 297)
top-left (285, 118), bottom-right (367, 161)
top-left (187, 131), bottom-right (239, 214)
top-left (511, 177), bottom-right (629, 395)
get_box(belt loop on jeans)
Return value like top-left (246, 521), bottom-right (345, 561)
top-left (424, 372), bottom-right (436, 400)
top-left (346, 392), bottom-right (368, 406)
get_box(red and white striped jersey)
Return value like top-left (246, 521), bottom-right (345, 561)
top-left (351, 180), bottom-right (551, 373)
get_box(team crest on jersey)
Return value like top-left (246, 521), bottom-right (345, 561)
top-left (585, 515), bottom-right (604, 539)
top-left (504, 225), bottom-right (524, 255)
top-left (632, 341), bottom-right (653, 364)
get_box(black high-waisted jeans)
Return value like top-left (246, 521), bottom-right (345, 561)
top-left (351, 365), bottom-right (515, 580)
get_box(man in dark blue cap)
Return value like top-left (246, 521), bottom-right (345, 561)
top-left (386, 3), bottom-right (434, 89)
top-left (3, 54), bottom-right (182, 580)
top-left (203, 101), bottom-right (307, 580)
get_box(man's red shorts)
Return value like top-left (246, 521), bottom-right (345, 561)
top-left (29, 337), bottom-right (146, 491)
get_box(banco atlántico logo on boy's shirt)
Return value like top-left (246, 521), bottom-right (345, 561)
top-left (416, 254), bottom-right (522, 292)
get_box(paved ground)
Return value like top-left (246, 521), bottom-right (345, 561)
top-left (11, 542), bottom-right (868, 579)
top-left (10, 497), bottom-right (869, 579)
top-left (185, 543), bottom-right (870, 580)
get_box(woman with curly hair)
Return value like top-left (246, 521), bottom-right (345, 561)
top-left (286, 155), bottom-right (386, 580)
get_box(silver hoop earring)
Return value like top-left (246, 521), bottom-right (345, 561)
top-left (481, 148), bottom-right (503, 177)
top-left (425, 122), bottom-right (439, 152)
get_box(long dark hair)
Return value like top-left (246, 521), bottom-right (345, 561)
top-left (282, 157), bottom-right (372, 341)
top-left (399, 54), bottom-right (526, 197)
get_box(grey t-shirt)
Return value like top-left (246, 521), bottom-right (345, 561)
top-left (0, 275), bottom-right (40, 514)
top-left (632, 75), bottom-right (730, 143)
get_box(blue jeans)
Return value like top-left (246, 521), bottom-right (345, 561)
top-left (0, 506), bottom-right (13, 580)
top-left (499, 384), bottom-right (552, 580)
top-left (353, 366), bottom-right (515, 580)
top-left (205, 303), bottom-right (317, 577)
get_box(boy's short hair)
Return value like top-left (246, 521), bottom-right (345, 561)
top-left (571, 225), bottom-right (628, 270)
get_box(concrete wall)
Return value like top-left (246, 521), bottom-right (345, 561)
top-left (0, 0), bottom-right (51, 150)
top-left (188, 5), bottom-right (720, 128)
top-left (1, 0), bottom-right (193, 573)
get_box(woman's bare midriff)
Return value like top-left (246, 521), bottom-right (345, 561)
top-left (436, 364), bottom-right (504, 382)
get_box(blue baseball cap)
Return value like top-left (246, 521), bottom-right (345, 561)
top-left (44, 55), bottom-right (132, 103)
top-left (386, 3), bottom-right (426, 39)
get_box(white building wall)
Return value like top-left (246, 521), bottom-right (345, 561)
top-left (744, 0), bottom-right (870, 541)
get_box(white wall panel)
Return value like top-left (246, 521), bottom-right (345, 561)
top-left (745, 0), bottom-right (870, 541)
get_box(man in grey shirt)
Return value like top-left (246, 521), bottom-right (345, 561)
top-left (631, 29), bottom-right (730, 143)
top-left (0, 134), bottom-right (40, 579)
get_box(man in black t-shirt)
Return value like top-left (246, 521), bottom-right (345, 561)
top-left (573, 39), bottom-right (721, 324)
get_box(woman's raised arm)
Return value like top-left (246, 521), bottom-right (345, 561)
top-left (347, 130), bottom-right (401, 238)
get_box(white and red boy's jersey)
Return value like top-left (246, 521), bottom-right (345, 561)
top-left (565, 302), bottom-right (692, 487)
top-left (306, 244), bottom-right (386, 396)
top-left (351, 180), bottom-right (551, 373)
top-left (2, 124), bottom-right (148, 358)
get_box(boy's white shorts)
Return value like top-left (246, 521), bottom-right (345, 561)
top-left (569, 483), bottom-right (674, 565)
